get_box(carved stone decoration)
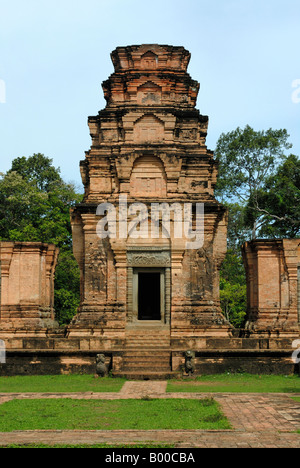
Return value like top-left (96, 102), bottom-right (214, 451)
top-left (95, 354), bottom-right (107, 377)
top-left (85, 241), bottom-right (107, 295)
top-left (137, 81), bottom-right (162, 105)
top-left (189, 247), bottom-right (213, 299)
top-left (141, 51), bottom-right (158, 69)
top-left (130, 155), bottom-right (167, 197)
top-left (127, 250), bottom-right (171, 267)
top-left (185, 350), bottom-right (195, 375)
top-left (133, 114), bottom-right (165, 143)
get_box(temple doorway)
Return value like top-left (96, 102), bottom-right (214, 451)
top-left (132, 268), bottom-right (165, 323)
top-left (138, 272), bottom-right (161, 320)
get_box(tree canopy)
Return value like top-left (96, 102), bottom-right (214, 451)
top-left (215, 125), bottom-right (292, 202)
top-left (214, 125), bottom-right (299, 327)
top-left (0, 153), bottom-right (83, 325)
top-left (244, 154), bottom-right (300, 238)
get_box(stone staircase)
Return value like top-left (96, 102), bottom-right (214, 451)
top-left (113, 327), bottom-right (178, 379)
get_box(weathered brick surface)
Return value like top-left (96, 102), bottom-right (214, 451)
top-left (0, 242), bottom-right (59, 329)
top-left (242, 240), bottom-right (300, 336)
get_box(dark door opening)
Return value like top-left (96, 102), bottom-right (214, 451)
top-left (138, 272), bottom-right (161, 320)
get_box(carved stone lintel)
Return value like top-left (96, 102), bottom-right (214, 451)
top-left (127, 250), bottom-right (171, 267)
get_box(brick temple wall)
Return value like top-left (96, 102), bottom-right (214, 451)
top-left (242, 239), bottom-right (300, 336)
top-left (0, 242), bottom-right (59, 329)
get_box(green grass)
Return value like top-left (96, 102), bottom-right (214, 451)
top-left (0, 398), bottom-right (231, 432)
top-left (167, 373), bottom-right (300, 393)
top-left (1, 373), bottom-right (299, 394)
top-left (0, 375), bottom-right (126, 393)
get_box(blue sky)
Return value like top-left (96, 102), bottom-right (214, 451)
top-left (0, 0), bottom-right (299, 189)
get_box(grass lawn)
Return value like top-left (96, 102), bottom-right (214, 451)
top-left (0, 375), bottom-right (125, 393)
top-left (167, 373), bottom-right (300, 393)
top-left (0, 398), bottom-right (231, 432)
top-left (1, 373), bottom-right (299, 394)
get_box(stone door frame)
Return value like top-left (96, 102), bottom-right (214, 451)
top-left (126, 247), bottom-right (171, 326)
top-left (132, 267), bottom-right (165, 323)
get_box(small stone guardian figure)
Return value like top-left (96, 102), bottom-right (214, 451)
top-left (95, 353), bottom-right (107, 377)
top-left (185, 350), bottom-right (195, 376)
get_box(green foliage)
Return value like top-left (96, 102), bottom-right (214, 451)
top-left (0, 153), bottom-right (82, 248)
top-left (245, 154), bottom-right (300, 238)
top-left (214, 125), bottom-right (299, 327)
top-left (224, 202), bottom-right (251, 254)
top-left (0, 153), bottom-right (83, 326)
top-left (219, 279), bottom-right (247, 328)
top-left (220, 249), bottom-right (247, 328)
top-left (0, 375), bottom-right (126, 393)
top-left (215, 125), bottom-right (292, 205)
top-left (167, 374), bottom-right (300, 393)
top-left (10, 154), bottom-right (61, 192)
top-left (0, 398), bottom-right (231, 431)
top-left (54, 289), bottom-right (79, 326)
top-left (220, 248), bottom-right (246, 286)
top-left (54, 251), bottom-right (81, 325)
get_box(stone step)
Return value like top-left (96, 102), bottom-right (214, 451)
top-left (123, 363), bottom-right (171, 369)
top-left (126, 334), bottom-right (170, 339)
top-left (126, 338), bottom-right (170, 345)
top-left (126, 343), bottom-right (170, 347)
top-left (126, 332), bottom-right (170, 338)
top-left (122, 347), bottom-right (171, 371)
top-left (122, 369), bottom-right (171, 374)
top-left (126, 345), bottom-right (170, 350)
top-left (123, 357), bottom-right (170, 363)
top-left (122, 329), bottom-right (172, 376)
top-left (124, 350), bottom-right (170, 356)
top-left (123, 359), bottom-right (170, 367)
top-left (122, 360), bottom-right (171, 367)
top-left (126, 334), bottom-right (170, 338)
top-left (126, 335), bottom-right (170, 340)
top-left (123, 354), bottom-right (171, 362)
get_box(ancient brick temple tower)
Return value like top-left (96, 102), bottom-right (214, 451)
top-left (0, 45), bottom-right (297, 377)
top-left (70, 44), bottom-right (231, 376)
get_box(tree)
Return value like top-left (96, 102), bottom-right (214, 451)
top-left (53, 250), bottom-right (81, 325)
top-left (9, 153), bottom-right (61, 192)
top-left (215, 125), bottom-right (292, 238)
top-left (220, 278), bottom-right (247, 328)
top-left (225, 202), bottom-right (251, 254)
top-left (0, 170), bottom-right (48, 239)
top-left (244, 154), bottom-right (300, 238)
top-left (0, 153), bottom-right (83, 325)
top-left (219, 247), bottom-right (247, 328)
top-left (215, 125), bottom-right (299, 328)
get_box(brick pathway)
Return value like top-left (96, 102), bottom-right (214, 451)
top-left (119, 380), bottom-right (168, 397)
top-left (0, 381), bottom-right (300, 448)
